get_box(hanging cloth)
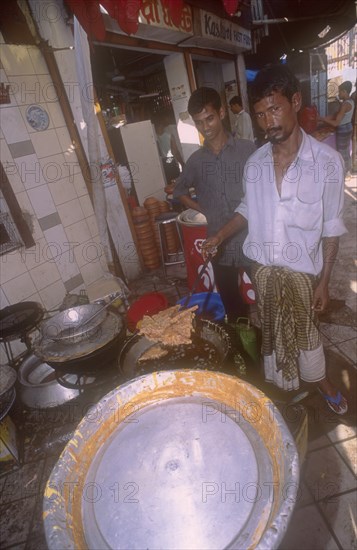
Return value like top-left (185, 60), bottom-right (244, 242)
top-left (74, 17), bottom-right (113, 266)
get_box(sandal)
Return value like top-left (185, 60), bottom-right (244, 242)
top-left (318, 389), bottom-right (348, 415)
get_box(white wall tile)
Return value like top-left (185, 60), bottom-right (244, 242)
top-left (2, 271), bottom-right (37, 303)
top-left (73, 238), bottom-right (105, 269)
top-left (0, 248), bottom-right (28, 284)
top-left (20, 238), bottom-right (48, 271)
top-left (48, 176), bottom-right (77, 206)
top-left (1, 106), bottom-right (30, 144)
top-left (1, 45), bottom-right (35, 76)
top-left (78, 195), bottom-right (94, 218)
top-left (86, 214), bottom-right (99, 238)
top-left (15, 191), bottom-right (44, 242)
top-left (39, 279), bottom-right (66, 311)
top-left (73, 172), bottom-right (89, 197)
top-left (80, 261), bottom-right (106, 287)
top-left (37, 74), bottom-right (59, 103)
top-left (0, 139), bottom-right (25, 194)
top-left (15, 153), bottom-right (47, 189)
top-left (7, 171), bottom-right (25, 194)
top-left (57, 198), bottom-right (84, 227)
top-left (27, 184), bottom-right (57, 218)
top-left (53, 250), bottom-right (81, 282)
top-left (73, 241), bottom-right (92, 268)
top-left (30, 259), bottom-right (61, 291)
top-left (25, 291), bottom-right (44, 306)
top-left (99, 252), bottom-right (109, 272)
top-left (31, 128), bottom-right (62, 159)
top-left (9, 75), bottom-right (42, 106)
top-left (27, 46), bottom-right (49, 76)
top-left (0, 137), bottom-right (14, 164)
top-left (44, 224), bottom-right (73, 260)
top-left (55, 126), bottom-right (74, 155)
top-left (62, 140), bottom-right (78, 164)
top-left (65, 219), bottom-right (92, 245)
top-left (39, 152), bottom-right (80, 184)
top-left (46, 101), bottom-right (65, 128)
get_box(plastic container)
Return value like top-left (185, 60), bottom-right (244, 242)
top-left (126, 292), bottom-right (169, 332)
top-left (177, 209), bottom-right (215, 292)
top-left (238, 268), bottom-right (256, 304)
top-left (235, 317), bottom-right (260, 362)
top-left (177, 292), bottom-right (225, 322)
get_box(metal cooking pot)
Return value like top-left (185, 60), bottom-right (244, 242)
top-left (43, 370), bottom-right (299, 550)
top-left (40, 304), bottom-right (108, 345)
top-left (34, 310), bottom-right (126, 374)
top-left (17, 353), bottom-right (83, 408)
top-left (118, 319), bottom-right (231, 380)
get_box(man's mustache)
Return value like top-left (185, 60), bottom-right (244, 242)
top-left (267, 126), bottom-right (282, 134)
top-left (265, 126), bottom-right (282, 140)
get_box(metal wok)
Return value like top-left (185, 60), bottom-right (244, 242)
top-left (34, 307), bottom-right (126, 374)
top-left (39, 304), bottom-right (108, 345)
top-left (118, 319), bottom-right (231, 380)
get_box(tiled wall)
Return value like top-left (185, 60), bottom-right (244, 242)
top-left (0, 38), bottom-right (108, 357)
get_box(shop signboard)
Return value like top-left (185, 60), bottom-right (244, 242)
top-left (199, 10), bottom-right (251, 51)
top-left (138, 0), bottom-right (193, 34)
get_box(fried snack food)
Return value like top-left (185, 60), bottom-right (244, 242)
top-left (138, 344), bottom-right (169, 363)
top-left (138, 304), bottom-right (198, 347)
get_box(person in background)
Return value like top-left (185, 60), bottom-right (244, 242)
top-left (203, 65), bottom-right (348, 414)
top-left (318, 80), bottom-right (354, 177)
top-left (229, 95), bottom-right (255, 142)
top-left (153, 113), bottom-right (185, 185)
top-left (173, 87), bottom-right (256, 321)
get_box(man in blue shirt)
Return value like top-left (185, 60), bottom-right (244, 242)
top-left (173, 87), bottom-right (255, 321)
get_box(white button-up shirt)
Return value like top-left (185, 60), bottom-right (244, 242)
top-left (233, 110), bottom-right (255, 142)
top-left (236, 129), bottom-right (347, 275)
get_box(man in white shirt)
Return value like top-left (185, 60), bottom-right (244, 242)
top-left (229, 95), bottom-right (255, 142)
top-left (203, 65), bottom-right (348, 415)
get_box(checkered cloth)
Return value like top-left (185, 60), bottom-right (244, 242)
top-left (251, 264), bottom-right (320, 382)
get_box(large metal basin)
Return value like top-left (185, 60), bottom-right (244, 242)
top-left (43, 370), bottom-right (299, 549)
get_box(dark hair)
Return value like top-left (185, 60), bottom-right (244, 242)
top-left (339, 81), bottom-right (352, 94)
top-left (229, 95), bottom-right (242, 106)
top-left (250, 64), bottom-right (301, 105)
top-left (188, 87), bottom-right (221, 116)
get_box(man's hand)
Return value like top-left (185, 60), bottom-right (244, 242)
top-left (312, 236), bottom-right (339, 313)
top-left (201, 236), bottom-right (221, 261)
top-left (312, 282), bottom-right (329, 313)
